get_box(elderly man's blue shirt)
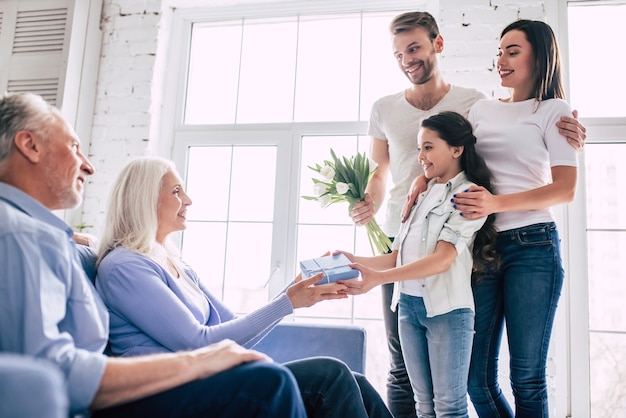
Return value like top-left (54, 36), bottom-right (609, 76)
top-left (0, 182), bottom-right (108, 414)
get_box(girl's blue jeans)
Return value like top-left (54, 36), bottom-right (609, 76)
top-left (468, 222), bottom-right (564, 418)
top-left (398, 293), bottom-right (474, 418)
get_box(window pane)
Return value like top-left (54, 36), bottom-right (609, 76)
top-left (585, 144), bottom-right (626, 333)
top-left (589, 333), bottom-right (626, 417)
top-left (587, 231), bottom-right (626, 332)
top-left (584, 144), bottom-right (626, 230)
top-left (297, 224), bottom-right (356, 263)
top-left (352, 285), bottom-right (383, 319)
top-left (223, 222), bottom-right (272, 311)
top-left (225, 222), bottom-right (272, 289)
top-left (186, 146), bottom-right (232, 221)
top-left (185, 22), bottom-right (242, 124)
top-left (356, 318), bottom-right (388, 395)
top-left (183, 145), bottom-right (276, 314)
top-left (185, 12), bottom-right (417, 125)
top-left (293, 15), bottom-right (361, 121)
top-left (229, 146), bottom-right (277, 222)
top-left (237, 18), bottom-right (297, 123)
top-left (182, 222), bottom-right (227, 296)
top-left (568, 4), bottom-right (626, 117)
top-left (360, 13), bottom-right (408, 121)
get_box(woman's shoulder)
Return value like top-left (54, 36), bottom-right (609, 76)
top-left (98, 247), bottom-right (156, 274)
top-left (539, 98), bottom-right (572, 112)
top-left (468, 97), bottom-right (494, 112)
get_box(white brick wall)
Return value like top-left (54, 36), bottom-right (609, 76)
top-left (81, 0), bottom-right (162, 232)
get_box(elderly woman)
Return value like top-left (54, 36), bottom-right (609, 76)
top-left (95, 156), bottom-right (392, 418)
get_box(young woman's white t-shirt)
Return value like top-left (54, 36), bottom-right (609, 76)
top-left (468, 98), bottom-right (578, 232)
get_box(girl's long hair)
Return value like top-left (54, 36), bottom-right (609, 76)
top-left (421, 111), bottom-right (499, 275)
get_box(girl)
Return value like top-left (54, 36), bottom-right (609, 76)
top-left (338, 110), bottom-right (498, 417)
top-left (453, 20), bottom-right (579, 417)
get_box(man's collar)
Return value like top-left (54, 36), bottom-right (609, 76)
top-left (0, 182), bottom-right (73, 237)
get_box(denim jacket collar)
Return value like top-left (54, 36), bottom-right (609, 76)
top-left (421, 171), bottom-right (469, 199)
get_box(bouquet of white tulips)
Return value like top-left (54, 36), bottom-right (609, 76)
top-left (302, 149), bottom-right (392, 255)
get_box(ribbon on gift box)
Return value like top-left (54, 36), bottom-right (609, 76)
top-left (299, 254), bottom-right (360, 285)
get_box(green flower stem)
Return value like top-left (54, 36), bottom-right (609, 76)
top-left (364, 218), bottom-right (392, 255)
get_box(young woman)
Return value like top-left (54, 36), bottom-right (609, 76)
top-left (94, 156), bottom-right (393, 418)
top-left (338, 111), bottom-right (498, 418)
top-left (451, 20), bottom-right (579, 417)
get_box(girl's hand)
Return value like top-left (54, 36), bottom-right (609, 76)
top-left (338, 263), bottom-right (384, 295)
top-left (332, 249), bottom-right (355, 262)
top-left (451, 185), bottom-right (499, 219)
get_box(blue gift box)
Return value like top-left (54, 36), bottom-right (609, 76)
top-left (299, 253), bottom-right (360, 285)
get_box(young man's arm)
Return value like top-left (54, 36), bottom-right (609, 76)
top-left (557, 110), bottom-right (587, 151)
top-left (350, 137), bottom-right (389, 226)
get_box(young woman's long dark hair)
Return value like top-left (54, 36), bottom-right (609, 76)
top-left (500, 19), bottom-right (565, 101)
top-left (421, 111), bottom-right (499, 276)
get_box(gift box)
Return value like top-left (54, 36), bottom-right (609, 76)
top-left (299, 253), bottom-right (360, 285)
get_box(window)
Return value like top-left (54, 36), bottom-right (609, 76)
top-left (173, 2), bottom-right (425, 395)
top-left (567, 1), bottom-right (626, 417)
top-left (182, 145), bottom-right (278, 311)
top-left (183, 12), bottom-right (407, 124)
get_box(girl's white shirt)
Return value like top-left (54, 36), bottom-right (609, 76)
top-left (400, 182), bottom-right (446, 298)
top-left (391, 171), bottom-right (487, 317)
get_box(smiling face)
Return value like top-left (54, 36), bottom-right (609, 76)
top-left (40, 114), bottom-right (94, 210)
top-left (156, 169), bottom-right (192, 243)
top-left (497, 29), bottom-right (537, 101)
top-left (392, 27), bottom-right (442, 86)
top-left (417, 127), bottom-right (463, 184)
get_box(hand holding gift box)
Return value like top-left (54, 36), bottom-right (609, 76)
top-left (300, 253), bottom-right (360, 285)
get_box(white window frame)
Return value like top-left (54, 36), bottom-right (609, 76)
top-left (172, 121), bottom-right (371, 295)
top-left (558, 1), bottom-right (626, 416)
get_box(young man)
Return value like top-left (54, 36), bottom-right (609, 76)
top-left (0, 92), bottom-right (361, 418)
top-left (349, 11), bottom-right (586, 418)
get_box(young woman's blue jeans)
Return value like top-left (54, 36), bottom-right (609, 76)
top-left (467, 222), bottom-right (564, 418)
top-left (398, 294), bottom-right (475, 418)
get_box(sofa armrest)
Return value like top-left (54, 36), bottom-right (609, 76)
top-left (252, 322), bottom-right (366, 374)
top-left (0, 354), bottom-right (68, 418)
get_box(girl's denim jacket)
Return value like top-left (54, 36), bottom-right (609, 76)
top-left (390, 171), bottom-right (487, 317)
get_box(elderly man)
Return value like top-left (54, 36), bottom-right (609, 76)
top-left (0, 92), bottom-right (306, 418)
